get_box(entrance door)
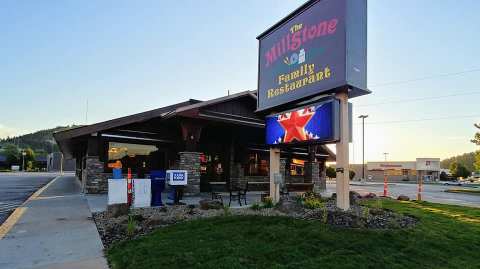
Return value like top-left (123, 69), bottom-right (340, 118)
top-left (200, 152), bottom-right (227, 192)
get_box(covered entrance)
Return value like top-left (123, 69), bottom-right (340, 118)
top-left (54, 91), bottom-right (334, 196)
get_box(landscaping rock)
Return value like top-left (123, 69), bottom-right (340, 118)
top-left (349, 191), bottom-right (362, 205)
top-left (107, 204), bottom-right (130, 218)
top-left (397, 195), bottom-right (410, 201)
top-left (276, 198), bottom-right (303, 215)
top-left (199, 199), bottom-right (223, 210)
top-left (92, 196), bottom-right (419, 249)
top-left (363, 192), bottom-right (377, 199)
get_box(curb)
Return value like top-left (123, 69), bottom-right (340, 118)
top-left (0, 175), bottom-right (62, 240)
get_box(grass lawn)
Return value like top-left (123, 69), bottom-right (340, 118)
top-left (107, 200), bottom-right (480, 269)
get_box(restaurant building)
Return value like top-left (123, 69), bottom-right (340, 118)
top-left (54, 91), bottom-right (335, 194)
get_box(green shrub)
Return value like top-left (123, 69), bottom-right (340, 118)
top-left (263, 197), bottom-right (275, 208)
top-left (362, 207), bottom-right (370, 219)
top-left (322, 205), bottom-right (328, 224)
top-left (303, 197), bottom-right (325, 209)
top-left (126, 215), bottom-right (137, 238)
top-left (294, 195), bottom-right (304, 204)
top-left (251, 203), bottom-right (262, 211)
top-left (222, 205), bottom-right (231, 216)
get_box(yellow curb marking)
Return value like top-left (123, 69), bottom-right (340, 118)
top-left (0, 207), bottom-right (27, 239)
top-left (0, 175), bottom-right (62, 240)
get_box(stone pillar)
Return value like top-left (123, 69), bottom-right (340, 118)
top-left (179, 152), bottom-right (201, 194)
top-left (84, 156), bottom-right (108, 194)
top-left (314, 159), bottom-right (327, 193)
top-left (280, 158), bottom-right (287, 179)
top-left (305, 162), bottom-right (320, 186)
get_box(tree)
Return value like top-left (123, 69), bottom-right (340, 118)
top-left (450, 162), bottom-right (470, 179)
top-left (349, 170), bottom-right (356, 180)
top-left (472, 123), bottom-right (480, 172)
top-left (471, 123), bottom-right (480, 146)
top-left (23, 148), bottom-right (35, 170)
top-left (475, 151), bottom-right (480, 172)
top-left (1, 143), bottom-right (20, 167)
top-left (440, 171), bottom-right (448, 181)
top-left (441, 152), bottom-right (476, 172)
top-left (326, 166), bottom-right (336, 178)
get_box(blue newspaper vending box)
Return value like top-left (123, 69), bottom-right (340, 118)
top-left (150, 170), bottom-right (166, 206)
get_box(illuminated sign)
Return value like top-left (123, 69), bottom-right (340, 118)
top-left (265, 99), bottom-right (340, 145)
top-left (257, 0), bottom-right (369, 111)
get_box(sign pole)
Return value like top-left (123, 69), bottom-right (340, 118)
top-left (335, 92), bottom-right (350, 210)
top-left (417, 176), bottom-right (422, 201)
top-left (269, 147), bottom-right (281, 203)
top-left (383, 171), bottom-right (388, 197)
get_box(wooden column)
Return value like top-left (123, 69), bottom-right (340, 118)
top-left (335, 92), bottom-right (350, 210)
top-left (269, 147), bottom-right (281, 203)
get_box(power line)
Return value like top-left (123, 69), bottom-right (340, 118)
top-left (358, 114), bottom-right (480, 125)
top-left (357, 90), bottom-right (480, 107)
top-left (369, 68), bottom-right (480, 87)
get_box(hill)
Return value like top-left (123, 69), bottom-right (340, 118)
top-left (0, 126), bottom-right (79, 154)
top-left (441, 152), bottom-right (477, 172)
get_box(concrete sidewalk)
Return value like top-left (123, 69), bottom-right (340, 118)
top-left (0, 176), bottom-right (108, 269)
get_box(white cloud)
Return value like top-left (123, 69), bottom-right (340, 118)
top-left (0, 124), bottom-right (19, 139)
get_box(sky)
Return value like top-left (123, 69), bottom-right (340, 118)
top-left (1, 0), bottom-right (479, 162)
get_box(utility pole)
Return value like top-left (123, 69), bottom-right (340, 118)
top-left (383, 152), bottom-right (389, 197)
top-left (358, 115), bottom-right (368, 180)
top-left (22, 151), bottom-right (26, 172)
top-left (85, 99), bottom-right (89, 124)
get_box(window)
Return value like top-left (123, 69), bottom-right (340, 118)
top-left (290, 158), bottom-right (305, 176)
top-left (245, 152), bottom-right (269, 176)
top-left (107, 142), bottom-right (159, 173)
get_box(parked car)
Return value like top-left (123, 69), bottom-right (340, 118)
top-left (443, 181), bottom-right (463, 186)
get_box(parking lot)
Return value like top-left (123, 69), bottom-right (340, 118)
top-left (0, 173), bottom-right (56, 224)
top-left (326, 182), bottom-right (480, 208)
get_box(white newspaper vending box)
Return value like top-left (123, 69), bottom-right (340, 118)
top-left (133, 178), bottom-right (151, 208)
top-left (108, 178), bottom-right (128, 205)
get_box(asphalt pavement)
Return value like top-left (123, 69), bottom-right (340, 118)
top-left (0, 173), bottom-right (57, 224)
top-left (327, 182), bottom-right (480, 207)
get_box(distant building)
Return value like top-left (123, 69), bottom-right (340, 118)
top-left (0, 155), bottom-right (7, 169)
top-left (34, 156), bottom-right (48, 171)
top-left (47, 152), bottom-right (76, 172)
top-left (350, 158), bottom-right (441, 182)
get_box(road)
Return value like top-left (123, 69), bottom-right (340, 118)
top-left (0, 173), bottom-right (57, 224)
top-left (327, 182), bottom-right (480, 208)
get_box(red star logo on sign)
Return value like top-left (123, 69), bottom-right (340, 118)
top-left (278, 107), bottom-right (315, 143)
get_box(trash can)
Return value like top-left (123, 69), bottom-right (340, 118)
top-left (150, 170), bottom-right (166, 206)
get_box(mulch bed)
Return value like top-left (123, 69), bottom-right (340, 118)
top-left (92, 197), bottom-right (418, 249)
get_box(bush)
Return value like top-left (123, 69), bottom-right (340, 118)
top-left (263, 197), bottom-right (275, 208)
top-left (326, 166), bottom-right (336, 178)
top-left (222, 205), bottom-right (231, 216)
top-left (303, 197), bottom-right (325, 210)
top-left (251, 203), bottom-right (262, 211)
top-left (126, 215), bottom-right (137, 238)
